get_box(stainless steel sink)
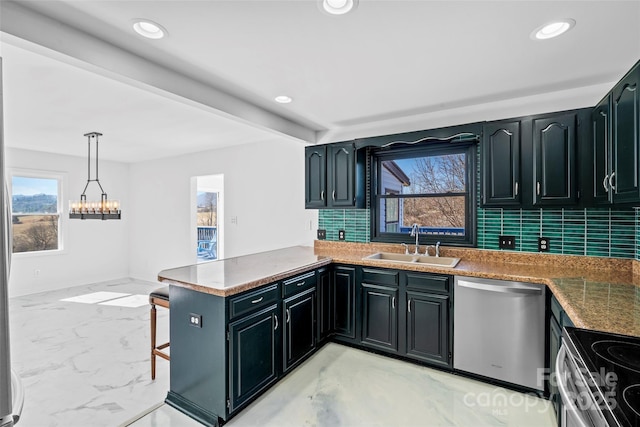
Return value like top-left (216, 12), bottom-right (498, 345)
top-left (363, 252), bottom-right (460, 268)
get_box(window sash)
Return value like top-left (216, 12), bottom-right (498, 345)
top-left (371, 141), bottom-right (476, 246)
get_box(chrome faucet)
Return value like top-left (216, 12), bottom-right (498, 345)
top-left (410, 223), bottom-right (420, 255)
top-left (401, 243), bottom-right (410, 255)
top-left (435, 241), bottom-right (441, 257)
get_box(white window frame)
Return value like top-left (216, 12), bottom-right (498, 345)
top-left (9, 168), bottom-right (67, 257)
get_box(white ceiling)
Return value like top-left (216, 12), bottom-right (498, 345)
top-left (1, 0), bottom-right (639, 163)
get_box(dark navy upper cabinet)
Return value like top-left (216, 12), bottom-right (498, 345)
top-left (304, 143), bottom-right (365, 209)
top-left (592, 95), bottom-right (612, 205)
top-left (481, 120), bottom-right (521, 206)
top-left (304, 146), bottom-right (327, 208)
top-left (481, 108), bottom-right (590, 208)
top-left (611, 62), bottom-right (640, 204)
top-left (532, 113), bottom-right (578, 206)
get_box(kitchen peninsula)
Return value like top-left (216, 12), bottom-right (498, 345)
top-left (158, 243), bottom-right (640, 426)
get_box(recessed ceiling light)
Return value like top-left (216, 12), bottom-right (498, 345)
top-left (531, 19), bottom-right (575, 40)
top-left (132, 19), bottom-right (167, 39)
top-left (319, 0), bottom-right (358, 15)
top-left (275, 95), bottom-right (293, 104)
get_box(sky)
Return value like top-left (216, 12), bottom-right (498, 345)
top-left (12, 176), bottom-right (58, 196)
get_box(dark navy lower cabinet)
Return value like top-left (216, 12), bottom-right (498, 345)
top-left (317, 267), bottom-right (333, 343)
top-left (333, 265), bottom-right (357, 340)
top-left (357, 267), bottom-right (453, 369)
top-left (361, 282), bottom-right (399, 353)
top-left (228, 304), bottom-right (280, 413)
top-left (283, 288), bottom-right (316, 372)
top-left (405, 290), bottom-right (450, 367)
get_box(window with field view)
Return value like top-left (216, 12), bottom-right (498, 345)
top-left (11, 175), bottom-right (61, 253)
top-left (372, 142), bottom-right (476, 246)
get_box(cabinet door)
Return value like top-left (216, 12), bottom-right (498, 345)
top-left (482, 121), bottom-right (521, 206)
top-left (592, 97), bottom-right (612, 204)
top-left (305, 146), bottom-right (327, 208)
top-left (328, 143), bottom-right (356, 208)
top-left (361, 283), bottom-right (398, 353)
top-left (612, 66), bottom-right (640, 204)
top-left (283, 289), bottom-right (316, 372)
top-left (405, 291), bottom-right (450, 367)
top-left (333, 266), bottom-right (356, 339)
top-left (532, 113), bottom-right (577, 206)
top-left (317, 268), bottom-right (333, 342)
top-left (228, 305), bottom-right (279, 413)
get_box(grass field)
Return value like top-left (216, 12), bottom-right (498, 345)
top-left (12, 214), bottom-right (59, 252)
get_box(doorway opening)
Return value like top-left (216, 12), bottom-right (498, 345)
top-left (194, 174), bottom-right (223, 262)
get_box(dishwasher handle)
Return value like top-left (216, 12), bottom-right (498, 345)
top-left (457, 279), bottom-right (542, 295)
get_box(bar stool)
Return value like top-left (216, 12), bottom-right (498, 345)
top-left (149, 287), bottom-right (170, 380)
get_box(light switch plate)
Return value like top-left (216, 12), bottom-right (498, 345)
top-left (317, 229), bottom-right (326, 240)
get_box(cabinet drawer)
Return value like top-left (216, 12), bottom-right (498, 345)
top-left (406, 273), bottom-right (450, 293)
top-left (229, 284), bottom-right (279, 320)
top-left (361, 268), bottom-right (399, 286)
top-left (283, 271), bottom-right (317, 298)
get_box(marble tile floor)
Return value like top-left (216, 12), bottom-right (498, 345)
top-left (8, 279), bottom-right (170, 427)
top-left (9, 278), bottom-right (557, 427)
top-left (127, 343), bottom-right (557, 427)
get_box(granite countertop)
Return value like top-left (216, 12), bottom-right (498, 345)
top-left (157, 246), bottom-right (331, 297)
top-left (158, 242), bottom-right (640, 338)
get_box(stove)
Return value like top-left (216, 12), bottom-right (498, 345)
top-left (561, 327), bottom-right (640, 427)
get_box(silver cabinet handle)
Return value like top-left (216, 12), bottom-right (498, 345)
top-left (332, 190), bottom-right (336, 201)
top-left (251, 296), bottom-right (264, 304)
top-left (274, 314), bottom-right (278, 330)
top-left (609, 172), bottom-right (616, 191)
top-left (408, 299), bottom-right (412, 313)
top-left (514, 181), bottom-right (518, 196)
top-left (392, 296), bottom-right (396, 309)
top-left (321, 190), bottom-right (325, 201)
top-left (286, 309), bottom-right (290, 324)
top-left (603, 174), bottom-right (609, 192)
top-left (297, 281), bottom-right (306, 287)
top-left (536, 181), bottom-right (540, 196)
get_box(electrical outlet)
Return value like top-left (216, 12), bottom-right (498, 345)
top-left (538, 237), bottom-right (550, 252)
top-left (317, 229), bottom-right (326, 240)
top-left (189, 313), bottom-right (202, 328)
top-left (338, 230), bottom-right (346, 241)
top-left (499, 235), bottom-right (516, 249)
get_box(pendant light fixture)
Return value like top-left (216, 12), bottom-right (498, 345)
top-left (69, 132), bottom-right (121, 220)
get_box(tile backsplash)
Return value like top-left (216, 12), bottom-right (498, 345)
top-left (318, 209), bottom-right (370, 243)
top-left (319, 207), bottom-right (640, 260)
top-left (477, 207), bottom-right (636, 258)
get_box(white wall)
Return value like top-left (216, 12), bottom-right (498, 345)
top-left (128, 137), bottom-right (316, 283)
top-left (6, 147), bottom-right (130, 297)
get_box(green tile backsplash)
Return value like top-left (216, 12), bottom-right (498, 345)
top-left (321, 206), bottom-right (639, 260)
top-left (477, 207), bottom-right (636, 259)
top-left (318, 209), bottom-right (370, 243)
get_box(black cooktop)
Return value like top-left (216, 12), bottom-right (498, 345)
top-left (566, 328), bottom-right (640, 427)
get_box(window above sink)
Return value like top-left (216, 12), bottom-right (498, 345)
top-left (370, 141), bottom-right (477, 247)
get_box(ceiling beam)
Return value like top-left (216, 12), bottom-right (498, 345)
top-left (0, 0), bottom-right (317, 144)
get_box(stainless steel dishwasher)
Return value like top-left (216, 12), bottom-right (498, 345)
top-left (453, 276), bottom-right (546, 391)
